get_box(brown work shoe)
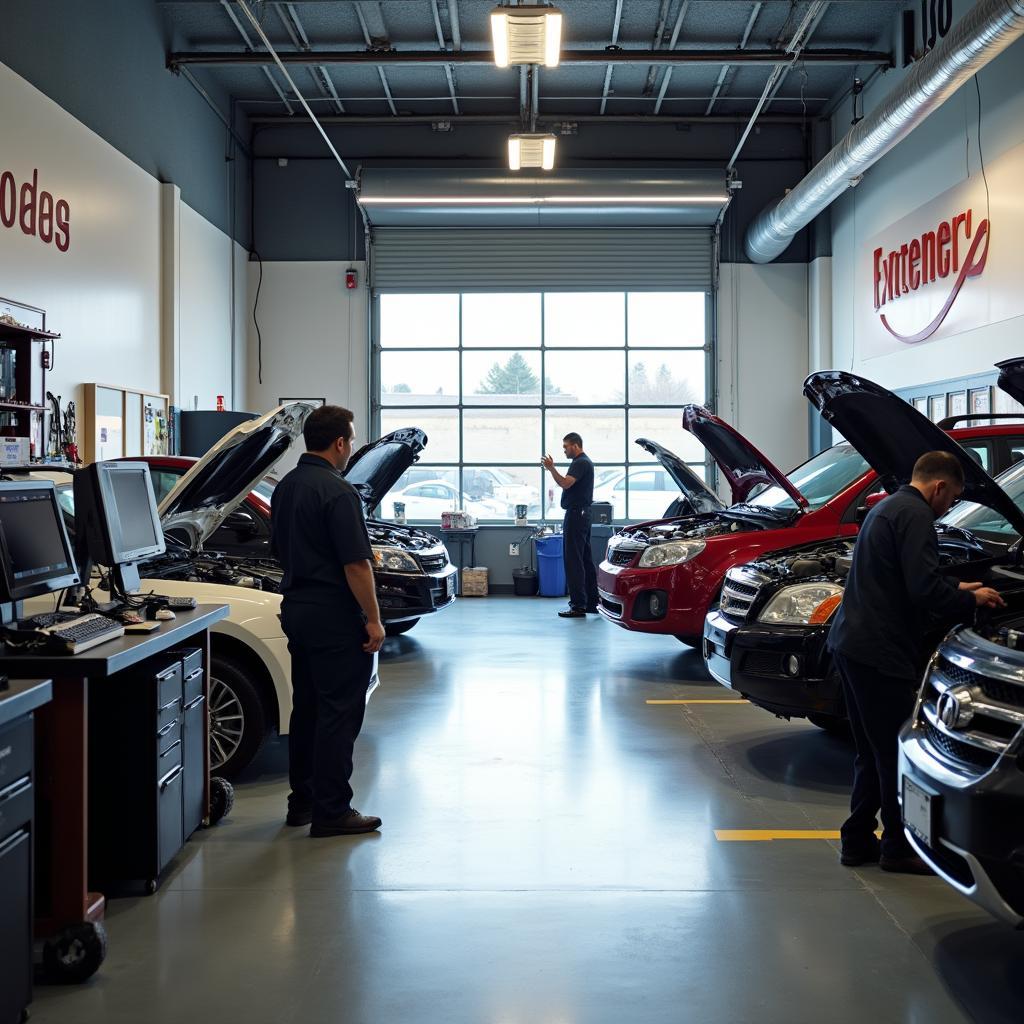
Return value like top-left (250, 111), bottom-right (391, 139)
top-left (879, 853), bottom-right (934, 875)
top-left (309, 810), bottom-right (382, 837)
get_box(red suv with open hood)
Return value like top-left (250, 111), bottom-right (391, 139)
top-left (598, 383), bottom-right (1022, 646)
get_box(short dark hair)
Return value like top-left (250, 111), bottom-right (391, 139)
top-left (912, 450), bottom-right (965, 487)
top-left (563, 432), bottom-right (583, 448)
top-left (304, 405), bottom-right (354, 451)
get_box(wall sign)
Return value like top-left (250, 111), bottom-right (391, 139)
top-left (858, 139), bottom-right (1024, 361)
top-left (0, 167), bottom-right (70, 252)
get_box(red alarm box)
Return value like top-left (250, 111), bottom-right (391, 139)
top-left (345, 269), bottom-right (358, 290)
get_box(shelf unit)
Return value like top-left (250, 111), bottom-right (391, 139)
top-left (0, 296), bottom-right (60, 459)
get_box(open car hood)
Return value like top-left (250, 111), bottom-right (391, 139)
top-left (996, 357), bottom-right (1024, 407)
top-left (345, 427), bottom-right (426, 513)
top-left (804, 370), bottom-right (1024, 536)
top-left (159, 403), bottom-right (314, 547)
top-left (634, 437), bottom-right (724, 514)
top-left (681, 405), bottom-right (807, 507)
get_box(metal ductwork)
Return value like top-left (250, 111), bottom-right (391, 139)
top-left (745, 0), bottom-right (1024, 264)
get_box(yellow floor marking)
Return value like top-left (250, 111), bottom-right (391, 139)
top-left (714, 829), bottom-right (843, 841)
top-left (646, 698), bottom-right (750, 705)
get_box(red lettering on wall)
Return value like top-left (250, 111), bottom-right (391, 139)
top-left (38, 191), bottom-right (54, 243)
top-left (0, 166), bottom-right (70, 252)
top-left (55, 200), bottom-right (70, 253)
top-left (0, 172), bottom-right (15, 228)
top-left (908, 238), bottom-right (921, 290)
top-left (937, 220), bottom-right (951, 277)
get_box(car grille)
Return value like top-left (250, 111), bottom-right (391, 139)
top-left (742, 651), bottom-right (782, 677)
top-left (608, 546), bottom-right (637, 567)
top-left (937, 656), bottom-right (1024, 709)
top-left (719, 570), bottom-right (766, 624)
top-left (416, 551), bottom-right (449, 574)
top-left (922, 721), bottom-right (999, 771)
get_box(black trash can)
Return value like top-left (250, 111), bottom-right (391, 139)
top-left (512, 568), bottom-right (539, 596)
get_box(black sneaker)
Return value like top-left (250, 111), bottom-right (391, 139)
top-left (585, 606), bottom-right (599, 614)
top-left (558, 608), bottom-right (586, 618)
top-left (309, 810), bottom-right (382, 837)
top-left (879, 853), bottom-right (935, 875)
top-left (286, 806), bottom-right (313, 827)
top-left (839, 835), bottom-right (881, 867)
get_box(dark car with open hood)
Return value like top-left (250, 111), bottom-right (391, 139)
top-left (703, 360), bottom-right (1024, 733)
top-left (126, 426), bottom-right (457, 637)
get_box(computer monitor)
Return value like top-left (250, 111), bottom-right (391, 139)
top-left (0, 480), bottom-right (81, 623)
top-left (73, 461), bottom-right (165, 597)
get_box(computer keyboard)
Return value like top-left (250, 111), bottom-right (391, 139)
top-left (27, 610), bottom-right (83, 629)
top-left (40, 613), bottom-right (125, 654)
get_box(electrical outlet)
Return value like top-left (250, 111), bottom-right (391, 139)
top-left (509, 543), bottom-right (520, 557)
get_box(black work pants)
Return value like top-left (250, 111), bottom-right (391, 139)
top-left (833, 650), bottom-right (918, 858)
top-left (563, 506), bottom-right (598, 611)
top-left (281, 602), bottom-right (373, 822)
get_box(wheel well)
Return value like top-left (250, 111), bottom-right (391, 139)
top-left (211, 634), bottom-right (280, 733)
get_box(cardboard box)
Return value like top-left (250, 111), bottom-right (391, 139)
top-left (461, 567), bottom-right (489, 597)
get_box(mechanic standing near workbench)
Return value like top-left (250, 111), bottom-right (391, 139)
top-left (271, 405), bottom-right (385, 837)
top-left (829, 451), bottom-right (1004, 874)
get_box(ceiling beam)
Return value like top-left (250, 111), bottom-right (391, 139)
top-left (598, 0), bottom-right (624, 116)
top-left (706, 0), bottom-right (762, 115)
top-left (249, 112), bottom-right (811, 126)
top-left (168, 47), bottom-right (891, 69)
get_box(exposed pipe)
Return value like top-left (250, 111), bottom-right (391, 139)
top-left (746, 0), bottom-right (1024, 263)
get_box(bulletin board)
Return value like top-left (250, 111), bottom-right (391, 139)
top-left (83, 383), bottom-right (170, 463)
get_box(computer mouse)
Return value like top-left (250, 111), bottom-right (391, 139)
top-left (155, 609), bottom-right (176, 621)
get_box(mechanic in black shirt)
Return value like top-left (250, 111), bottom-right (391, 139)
top-left (271, 405), bottom-right (385, 837)
top-left (542, 432), bottom-right (598, 618)
top-left (829, 450), bottom-right (1003, 873)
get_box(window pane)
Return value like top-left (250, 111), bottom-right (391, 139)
top-left (463, 466), bottom-right (543, 520)
top-left (381, 351), bottom-right (458, 405)
top-left (463, 351), bottom-right (541, 405)
top-left (628, 292), bottom-right (705, 347)
top-left (381, 409), bottom-right (460, 462)
top-left (557, 464), bottom-right (624, 521)
top-left (545, 409), bottom-right (625, 463)
top-left (462, 293), bottom-right (541, 348)
top-left (379, 466), bottom-right (459, 522)
top-left (626, 468), bottom-right (685, 521)
top-left (627, 409), bottom-right (706, 463)
top-left (544, 293), bottom-right (624, 347)
top-left (462, 409), bottom-right (542, 463)
top-left (544, 350), bottom-right (625, 404)
top-left (627, 350), bottom-right (705, 405)
top-left (380, 294), bottom-right (458, 348)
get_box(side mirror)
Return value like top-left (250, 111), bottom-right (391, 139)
top-left (855, 491), bottom-right (887, 523)
top-left (224, 509), bottom-right (258, 535)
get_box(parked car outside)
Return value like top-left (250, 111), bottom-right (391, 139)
top-left (703, 363), bottom-right (1024, 732)
top-left (462, 468), bottom-right (541, 517)
top-left (125, 427), bottom-right (459, 637)
top-left (379, 479), bottom-right (506, 521)
top-left (594, 465), bottom-right (695, 522)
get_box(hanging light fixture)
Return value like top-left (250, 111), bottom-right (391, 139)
top-left (508, 133), bottom-right (557, 171)
top-left (490, 4), bottom-right (563, 68)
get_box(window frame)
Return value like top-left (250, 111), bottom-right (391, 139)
top-left (372, 291), bottom-right (715, 522)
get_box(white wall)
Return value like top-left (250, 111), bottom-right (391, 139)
top-left (717, 261), bottom-right (810, 483)
top-left (830, 0), bottom-right (1024, 390)
top-left (0, 60), bottom-right (245, 450)
top-left (245, 260), bottom-right (368, 475)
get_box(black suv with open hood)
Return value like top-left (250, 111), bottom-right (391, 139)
top-left (137, 424), bottom-right (457, 636)
top-left (703, 366), bottom-right (1024, 732)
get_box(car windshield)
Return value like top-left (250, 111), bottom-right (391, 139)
top-left (252, 477), bottom-right (276, 503)
top-left (941, 459), bottom-right (1024, 539)
top-left (744, 443), bottom-right (870, 512)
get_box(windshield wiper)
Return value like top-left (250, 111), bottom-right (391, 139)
top-left (725, 503), bottom-right (797, 522)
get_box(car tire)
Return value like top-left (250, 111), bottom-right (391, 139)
top-left (209, 655), bottom-right (269, 778)
top-left (807, 712), bottom-right (851, 737)
top-left (385, 618), bottom-right (420, 637)
top-left (674, 635), bottom-right (699, 648)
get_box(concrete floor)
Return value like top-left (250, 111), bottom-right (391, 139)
top-left (33, 597), bottom-right (1024, 1024)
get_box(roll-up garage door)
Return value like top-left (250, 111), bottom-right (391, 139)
top-left (359, 168), bottom-right (728, 292)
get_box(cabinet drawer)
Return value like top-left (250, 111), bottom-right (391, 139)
top-left (0, 716), bottom-right (32, 791)
top-left (158, 735), bottom-right (183, 773)
top-left (157, 765), bottom-right (184, 875)
top-left (157, 697), bottom-right (182, 734)
top-left (183, 668), bottom-right (204, 706)
top-left (156, 664), bottom-right (183, 709)
top-left (0, 779), bottom-right (32, 838)
top-left (173, 647), bottom-right (204, 679)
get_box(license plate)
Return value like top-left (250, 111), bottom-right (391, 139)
top-left (902, 776), bottom-right (934, 849)
top-left (446, 574), bottom-right (457, 598)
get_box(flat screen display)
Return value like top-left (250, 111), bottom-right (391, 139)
top-left (0, 484), bottom-right (79, 599)
top-left (108, 469), bottom-right (161, 555)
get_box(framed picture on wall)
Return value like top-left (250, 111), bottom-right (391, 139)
top-left (928, 395), bottom-right (947, 423)
top-left (948, 391), bottom-right (968, 419)
top-left (969, 386), bottom-right (992, 418)
top-left (912, 396), bottom-right (928, 415)
top-left (278, 397), bottom-right (325, 408)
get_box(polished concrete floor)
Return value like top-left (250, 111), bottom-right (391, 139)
top-left (34, 597), bottom-right (1024, 1023)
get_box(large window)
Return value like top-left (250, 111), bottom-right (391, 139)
top-left (375, 291), bottom-right (710, 522)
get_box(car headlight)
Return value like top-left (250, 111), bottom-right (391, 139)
top-left (757, 583), bottom-right (844, 626)
top-left (372, 546), bottom-right (421, 573)
top-left (638, 539), bottom-right (706, 568)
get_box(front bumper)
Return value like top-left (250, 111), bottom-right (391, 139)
top-left (702, 610), bottom-right (841, 718)
top-left (376, 566), bottom-right (458, 623)
top-left (596, 561), bottom-right (709, 638)
top-left (899, 725), bottom-right (1024, 926)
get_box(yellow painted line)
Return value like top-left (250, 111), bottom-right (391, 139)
top-left (714, 829), bottom-right (843, 842)
top-left (646, 698), bottom-right (749, 705)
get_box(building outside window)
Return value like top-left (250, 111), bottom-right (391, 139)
top-left (375, 291), bottom-right (711, 522)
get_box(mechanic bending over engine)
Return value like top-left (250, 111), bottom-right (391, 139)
top-left (828, 450), bottom-right (1004, 874)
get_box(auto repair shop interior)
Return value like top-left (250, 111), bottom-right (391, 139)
top-left (3, 1), bottom-right (1024, 1022)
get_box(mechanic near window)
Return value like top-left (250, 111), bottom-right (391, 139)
top-left (542, 432), bottom-right (599, 618)
top-left (828, 451), bottom-right (1004, 873)
top-left (271, 405), bottom-right (385, 837)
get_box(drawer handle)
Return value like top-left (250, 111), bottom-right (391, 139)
top-left (159, 740), bottom-right (182, 760)
top-left (159, 764), bottom-right (183, 791)
top-left (157, 721), bottom-right (178, 739)
top-left (0, 778), bottom-right (31, 803)
top-left (159, 696), bottom-right (182, 713)
top-left (185, 669), bottom-right (204, 681)
top-left (0, 828), bottom-right (28, 856)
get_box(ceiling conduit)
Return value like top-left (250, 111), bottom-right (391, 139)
top-left (745, 0), bottom-right (1024, 264)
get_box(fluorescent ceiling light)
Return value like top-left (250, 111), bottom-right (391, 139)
top-left (508, 133), bottom-right (557, 171)
top-left (490, 5), bottom-right (563, 68)
top-left (359, 195), bottom-right (729, 206)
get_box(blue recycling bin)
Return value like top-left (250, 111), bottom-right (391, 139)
top-left (535, 534), bottom-right (567, 597)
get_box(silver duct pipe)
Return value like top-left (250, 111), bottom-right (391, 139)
top-left (745, 0), bottom-right (1024, 264)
